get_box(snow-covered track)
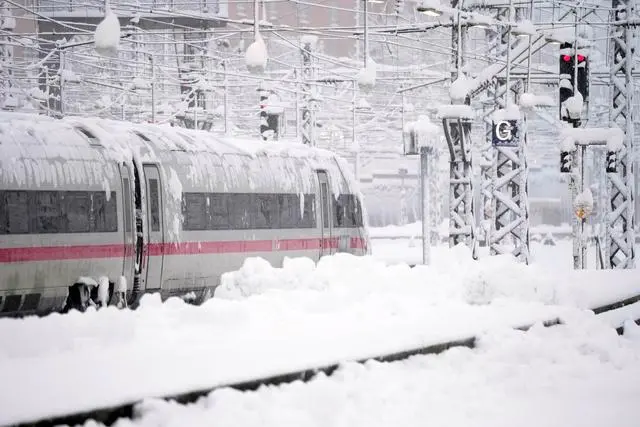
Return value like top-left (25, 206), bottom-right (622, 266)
top-left (8, 307), bottom-right (639, 427)
top-left (20, 315), bottom-right (633, 427)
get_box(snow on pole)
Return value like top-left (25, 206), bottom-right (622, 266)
top-left (357, 58), bottom-right (376, 93)
top-left (94, 7), bottom-right (121, 57)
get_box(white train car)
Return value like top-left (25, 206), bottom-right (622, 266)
top-left (0, 113), bottom-right (369, 315)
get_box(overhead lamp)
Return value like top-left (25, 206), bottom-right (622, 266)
top-left (367, 0), bottom-right (385, 3)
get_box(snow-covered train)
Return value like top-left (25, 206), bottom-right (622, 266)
top-left (0, 113), bottom-right (369, 316)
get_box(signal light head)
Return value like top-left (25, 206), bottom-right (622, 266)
top-left (561, 54), bottom-right (587, 62)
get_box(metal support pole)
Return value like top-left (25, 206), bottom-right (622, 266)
top-left (486, 1), bottom-right (530, 264)
top-left (442, 0), bottom-right (476, 257)
top-left (571, 143), bottom-right (587, 269)
top-left (607, 0), bottom-right (636, 269)
top-left (352, 80), bottom-right (360, 181)
top-left (0, 0), bottom-right (15, 110)
top-left (363, 0), bottom-right (368, 67)
top-left (253, 0), bottom-right (259, 39)
top-left (59, 51), bottom-right (65, 117)
top-left (420, 146), bottom-right (431, 265)
top-left (150, 54), bottom-right (156, 123)
top-left (301, 39), bottom-right (315, 146)
top-left (223, 60), bottom-right (229, 135)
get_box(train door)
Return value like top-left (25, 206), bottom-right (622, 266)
top-left (317, 171), bottom-right (333, 257)
top-left (120, 164), bottom-right (135, 282)
top-left (143, 164), bottom-right (164, 290)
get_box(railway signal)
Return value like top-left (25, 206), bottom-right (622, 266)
top-left (559, 42), bottom-right (589, 122)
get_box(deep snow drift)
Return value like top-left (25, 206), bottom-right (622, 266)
top-left (113, 314), bottom-right (640, 427)
top-left (0, 242), bottom-right (638, 425)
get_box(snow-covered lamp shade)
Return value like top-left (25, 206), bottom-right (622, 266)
top-left (94, 9), bottom-right (120, 57)
top-left (403, 114), bottom-right (439, 155)
top-left (245, 36), bottom-right (268, 74)
top-left (357, 58), bottom-right (377, 93)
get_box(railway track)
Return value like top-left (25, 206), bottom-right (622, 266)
top-left (11, 294), bottom-right (640, 427)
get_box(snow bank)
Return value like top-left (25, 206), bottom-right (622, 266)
top-left (1, 244), bottom-right (639, 425)
top-left (99, 314), bottom-right (640, 427)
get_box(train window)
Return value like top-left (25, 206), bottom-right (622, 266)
top-left (31, 191), bottom-right (62, 233)
top-left (334, 194), bottom-right (361, 228)
top-left (64, 192), bottom-right (91, 233)
top-left (354, 196), bottom-right (364, 227)
top-left (254, 194), bottom-right (278, 229)
top-left (278, 194), bottom-right (299, 229)
top-left (92, 192), bottom-right (117, 232)
top-left (75, 127), bottom-right (101, 146)
top-left (301, 194), bottom-right (316, 228)
top-left (6, 192), bottom-right (29, 234)
top-left (123, 178), bottom-right (132, 233)
top-left (148, 179), bottom-right (160, 232)
top-left (182, 193), bottom-right (208, 231)
top-left (229, 194), bottom-right (252, 229)
top-left (209, 193), bottom-right (229, 229)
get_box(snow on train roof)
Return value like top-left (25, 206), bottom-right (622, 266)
top-left (0, 113), bottom-right (361, 198)
top-left (0, 113), bottom-right (340, 160)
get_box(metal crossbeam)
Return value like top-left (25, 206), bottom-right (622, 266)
top-left (606, 0), bottom-right (636, 269)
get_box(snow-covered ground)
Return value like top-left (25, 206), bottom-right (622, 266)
top-left (113, 315), bottom-right (640, 427)
top-left (0, 240), bottom-right (639, 426)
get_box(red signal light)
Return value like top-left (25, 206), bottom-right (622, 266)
top-left (562, 54), bottom-right (571, 62)
top-left (577, 54), bottom-right (585, 62)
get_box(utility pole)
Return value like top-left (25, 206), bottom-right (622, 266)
top-left (487, 0), bottom-right (530, 264)
top-left (0, 0), bottom-right (15, 110)
top-left (420, 145), bottom-right (432, 265)
top-left (150, 54), bottom-right (156, 123)
top-left (441, 0), bottom-right (477, 257)
top-left (606, 0), bottom-right (636, 269)
top-left (222, 60), bottom-right (229, 135)
top-left (301, 37), bottom-right (316, 146)
top-left (59, 51), bottom-right (66, 117)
